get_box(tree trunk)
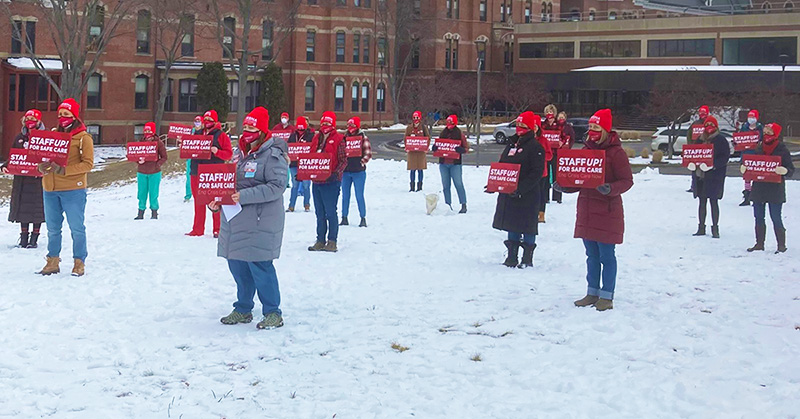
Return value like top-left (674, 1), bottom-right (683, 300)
top-left (155, 67), bottom-right (172, 134)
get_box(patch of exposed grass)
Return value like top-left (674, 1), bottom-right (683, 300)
top-left (470, 353), bottom-right (482, 362)
top-left (391, 342), bottom-right (410, 353)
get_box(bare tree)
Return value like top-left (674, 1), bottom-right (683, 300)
top-left (502, 73), bottom-right (549, 114)
top-left (1, 0), bottom-right (141, 100)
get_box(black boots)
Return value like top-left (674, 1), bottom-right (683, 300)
top-left (339, 216), bottom-right (349, 226)
top-left (711, 225), bottom-right (720, 239)
top-left (27, 233), bottom-right (39, 249)
top-left (18, 232), bottom-right (29, 248)
top-left (459, 204), bottom-right (467, 214)
top-left (693, 224), bottom-right (706, 236)
top-left (775, 227), bottom-right (787, 253)
top-left (409, 182), bottom-right (415, 192)
top-left (519, 243), bottom-right (536, 268)
top-left (151, 209), bottom-right (158, 220)
top-left (417, 181), bottom-right (423, 192)
top-left (747, 225), bottom-right (766, 252)
top-left (134, 209), bottom-right (145, 220)
top-left (359, 217), bottom-right (367, 227)
top-left (503, 240), bottom-right (519, 267)
top-left (739, 190), bottom-right (751, 206)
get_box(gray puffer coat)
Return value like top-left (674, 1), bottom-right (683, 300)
top-left (217, 137), bottom-right (289, 262)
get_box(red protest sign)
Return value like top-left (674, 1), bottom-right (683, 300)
top-left (555, 149), bottom-right (606, 188)
top-left (345, 136), bottom-right (363, 158)
top-left (272, 130), bottom-right (292, 142)
top-left (168, 124), bottom-right (193, 140)
top-left (691, 125), bottom-right (705, 142)
top-left (681, 144), bottom-right (714, 167)
top-left (4, 148), bottom-right (41, 177)
top-left (26, 130), bottom-right (71, 167)
top-left (543, 130), bottom-right (562, 148)
top-left (743, 154), bottom-right (781, 183)
top-left (733, 131), bottom-right (760, 152)
top-left (287, 143), bottom-right (312, 161)
top-left (404, 136), bottom-right (430, 152)
top-left (196, 164), bottom-right (236, 205)
top-left (433, 138), bottom-right (462, 159)
top-left (179, 135), bottom-right (213, 159)
top-left (297, 153), bottom-right (332, 181)
top-left (487, 163), bottom-right (521, 194)
top-left (126, 142), bottom-right (159, 162)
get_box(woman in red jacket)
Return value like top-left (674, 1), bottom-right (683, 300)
top-left (307, 111), bottom-right (347, 253)
top-left (554, 109), bottom-right (633, 311)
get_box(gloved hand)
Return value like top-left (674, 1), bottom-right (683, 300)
top-left (37, 162), bottom-right (53, 175)
top-left (699, 163), bottom-right (712, 172)
top-left (454, 146), bottom-right (466, 154)
top-left (687, 162), bottom-right (697, 171)
top-left (739, 165), bottom-right (747, 174)
top-left (483, 185), bottom-right (493, 194)
top-left (139, 157), bottom-right (146, 165)
top-left (596, 183), bottom-right (611, 195)
top-left (431, 145), bottom-right (439, 152)
top-left (510, 191), bottom-right (523, 199)
top-left (776, 166), bottom-right (789, 175)
top-left (552, 182), bottom-right (565, 193)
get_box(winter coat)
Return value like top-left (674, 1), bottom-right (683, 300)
top-left (492, 131), bottom-right (546, 235)
top-left (405, 123), bottom-right (430, 170)
top-left (136, 138), bottom-right (168, 174)
top-left (42, 125), bottom-right (94, 192)
top-left (217, 137), bottom-right (289, 262)
top-left (287, 129), bottom-right (315, 168)
top-left (573, 132), bottom-right (634, 245)
top-left (739, 121), bottom-right (764, 141)
top-left (437, 126), bottom-right (468, 165)
top-left (3, 130), bottom-right (45, 224)
top-left (344, 130), bottom-right (372, 173)
top-left (750, 139), bottom-right (795, 204)
top-left (272, 123), bottom-right (295, 133)
top-left (692, 132), bottom-right (729, 200)
top-left (560, 123), bottom-right (576, 150)
top-left (310, 130), bottom-right (347, 183)
top-left (189, 126), bottom-right (233, 176)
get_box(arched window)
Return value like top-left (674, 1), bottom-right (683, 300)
top-left (570, 9), bottom-right (581, 21)
top-left (223, 17), bottom-right (236, 58)
top-left (361, 82), bottom-right (369, 112)
top-left (352, 82), bottom-right (359, 112)
top-left (134, 74), bottom-right (149, 109)
top-left (785, 1), bottom-right (794, 10)
top-left (305, 80), bottom-right (315, 111)
top-left (609, 11), bottom-right (617, 20)
top-left (541, 2), bottom-right (547, 21)
top-left (547, 2), bottom-right (553, 21)
top-left (377, 82), bottom-right (386, 112)
top-left (334, 81), bottom-right (345, 112)
top-left (589, 9), bottom-right (596, 21)
top-left (87, 73), bottom-right (102, 109)
top-left (762, 1), bottom-right (772, 12)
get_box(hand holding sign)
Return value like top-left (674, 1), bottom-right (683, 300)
top-left (776, 166), bottom-right (788, 176)
top-left (197, 163), bottom-right (237, 204)
top-left (742, 155), bottom-right (781, 183)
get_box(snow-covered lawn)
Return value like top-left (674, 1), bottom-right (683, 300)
top-left (1, 160), bottom-right (798, 418)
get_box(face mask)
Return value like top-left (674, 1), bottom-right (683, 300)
top-left (240, 130), bottom-right (260, 145)
top-left (204, 120), bottom-right (215, 129)
top-left (557, 119), bottom-right (566, 126)
top-left (59, 116), bottom-right (75, 128)
top-left (194, 121), bottom-right (202, 128)
top-left (25, 120), bottom-right (38, 129)
top-left (320, 125), bottom-right (335, 135)
top-left (347, 126), bottom-right (357, 134)
top-left (446, 121), bottom-right (455, 129)
top-left (586, 130), bottom-right (602, 144)
top-left (704, 125), bottom-right (717, 134)
top-left (281, 118), bottom-right (288, 124)
top-left (515, 126), bottom-right (530, 136)
top-left (546, 114), bottom-right (555, 121)
top-left (698, 113), bottom-right (708, 119)
top-left (763, 134), bottom-right (778, 144)
top-left (747, 118), bottom-right (757, 125)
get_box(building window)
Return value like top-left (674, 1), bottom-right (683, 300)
top-left (445, 39), bottom-right (452, 69)
top-left (179, 78), bottom-right (198, 112)
top-left (245, 80), bottom-right (260, 111)
top-left (87, 73), bottom-right (102, 109)
top-left (11, 20), bottom-right (22, 54)
top-left (378, 37), bottom-right (386, 65)
top-left (570, 9), bottom-right (581, 21)
top-left (87, 125), bottom-right (102, 145)
top-left (446, 0), bottom-right (452, 18)
top-left (451, 39), bottom-right (458, 69)
top-left (786, 1), bottom-right (795, 10)
top-left (519, 42), bottom-right (575, 58)
top-left (377, 82), bottom-right (386, 112)
top-left (223, 17), bottom-right (236, 58)
top-left (8, 75), bottom-right (16, 111)
top-left (134, 124), bottom-right (145, 140)
top-left (11, 20), bottom-right (37, 54)
top-left (135, 75), bottom-right (149, 109)
top-left (722, 37), bottom-right (797, 65)
top-left (500, 1), bottom-right (511, 22)
top-left (480, 0), bottom-right (487, 21)
top-left (262, 20), bottom-right (273, 60)
top-left (137, 10), bottom-right (151, 54)
top-left (228, 80), bottom-right (239, 112)
top-left (477, 42), bottom-right (486, 71)
top-left (164, 78), bottom-right (174, 112)
top-left (337, 0), bottom-right (346, 5)
top-left (525, 1), bottom-right (532, 23)
top-left (181, 14), bottom-right (195, 56)
top-left (363, 34), bottom-right (371, 63)
top-left (454, 0), bottom-right (460, 18)
top-left (608, 11), bottom-right (617, 20)
top-left (580, 40), bottom-right (640, 58)
top-left (334, 81), bottom-right (345, 112)
top-left (353, 34), bottom-right (361, 63)
top-left (589, 9), bottom-right (596, 21)
top-left (414, 0), bottom-right (421, 14)
top-left (306, 30), bottom-right (316, 61)
top-left (361, 82), bottom-right (369, 112)
top-left (363, 0), bottom-right (371, 7)
top-left (762, 2), bottom-right (772, 12)
top-left (88, 5), bottom-right (104, 51)
top-left (336, 31), bottom-right (346, 63)
top-left (305, 80), bottom-right (315, 111)
top-left (411, 41), bottom-right (420, 68)
top-left (352, 82), bottom-right (360, 112)
top-left (647, 39), bottom-right (715, 57)
top-left (504, 41), bottom-right (514, 70)
top-left (308, 0), bottom-right (317, 5)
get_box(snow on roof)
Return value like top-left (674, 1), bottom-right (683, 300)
top-left (5, 57), bottom-right (63, 71)
top-left (573, 65), bottom-right (800, 73)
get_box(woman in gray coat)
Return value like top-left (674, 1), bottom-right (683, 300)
top-left (208, 107), bottom-right (289, 330)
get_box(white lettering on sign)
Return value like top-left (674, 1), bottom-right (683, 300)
top-left (558, 157), bottom-right (604, 167)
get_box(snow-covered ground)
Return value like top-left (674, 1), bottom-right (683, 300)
top-left (1, 160), bottom-right (798, 418)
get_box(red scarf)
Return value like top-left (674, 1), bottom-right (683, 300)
top-left (763, 138), bottom-right (779, 155)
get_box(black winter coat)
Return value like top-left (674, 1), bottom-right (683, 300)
top-left (4, 131), bottom-right (45, 224)
top-left (692, 132), bottom-right (730, 200)
top-left (750, 140), bottom-right (795, 204)
top-left (492, 132), bottom-right (546, 235)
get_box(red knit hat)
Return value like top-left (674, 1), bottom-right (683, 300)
top-left (589, 108), bottom-right (612, 133)
top-left (244, 106), bottom-right (270, 134)
top-left (766, 122), bottom-right (782, 137)
top-left (296, 116), bottom-right (308, 130)
top-left (321, 111), bottom-right (336, 127)
top-left (144, 122), bottom-right (156, 136)
top-left (203, 110), bottom-right (219, 123)
top-left (447, 115), bottom-right (458, 126)
top-left (58, 98), bottom-right (81, 120)
top-left (347, 116), bottom-right (361, 129)
top-left (413, 111), bottom-right (422, 120)
top-left (516, 111), bottom-right (540, 130)
top-left (698, 105), bottom-right (709, 117)
top-left (704, 115), bottom-right (719, 127)
top-left (25, 109), bottom-right (42, 121)
top-left (748, 109), bottom-right (759, 120)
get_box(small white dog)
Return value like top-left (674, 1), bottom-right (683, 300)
top-left (425, 193), bottom-right (439, 215)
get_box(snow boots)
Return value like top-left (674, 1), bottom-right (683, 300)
top-left (519, 243), bottom-right (536, 269)
top-left (151, 210), bottom-right (158, 220)
top-left (693, 224), bottom-right (706, 236)
top-left (340, 216), bottom-right (349, 226)
top-left (27, 233), bottom-right (39, 249)
top-left (323, 241), bottom-right (338, 253)
top-left (38, 257), bottom-right (60, 276)
top-left (308, 241), bottom-right (326, 251)
top-left (18, 232), bottom-right (29, 248)
top-left (359, 217), bottom-right (368, 228)
top-left (747, 225), bottom-right (767, 252)
top-left (595, 298), bottom-right (614, 311)
top-left (417, 181), bottom-right (423, 192)
top-left (257, 312), bottom-right (284, 329)
top-left (220, 310), bottom-right (253, 325)
top-left (459, 204), bottom-right (467, 214)
top-left (711, 225), bottom-right (720, 239)
top-left (305, 205), bottom-right (311, 212)
top-left (134, 209), bottom-right (145, 220)
top-left (775, 227), bottom-right (787, 253)
top-left (409, 182), bottom-right (415, 192)
top-left (739, 190), bottom-right (751, 206)
top-left (286, 207), bottom-right (294, 213)
top-left (503, 240), bottom-right (520, 268)
top-left (538, 211), bottom-right (546, 223)
top-left (71, 259), bottom-right (85, 277)
top-left (574, 295), bottom-right (599, 307)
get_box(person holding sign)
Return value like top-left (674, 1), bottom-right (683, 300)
top-left (272, 112), bottom-right (294, 133)
top-left (183, 116), bottom-right (203, 203)
top-left (36, 98), bottom-right (95, 277)
top-left (554, 109), bottom-right (633, 311)
top-left (133, 122), bottom-right (168, 220)
top-left (405, 111), bottom-right (430, 192)
top-left (432, 115), bottom-right (469, 213)
top-left (738, 109), bottom-right (764, 206)
top-left (686, 106), bottom-right (710, 193)
top-left (208, 107), bottom-right (289, 330)
top-left (308, 111), bottom-right (347, 253)
top-left (1, 110), bottom-right (46, 249)
top-left (743, 123), bottom-right (794, 253)
top-left (287, 116), bottom-right (315, 212)
top-left (690, 116), bottom-right (729, 238)
top-left (340, 117), bottom-right (372, 228)
top-left (186, 110), bottom-right (233, 238)
top-left (541, 104), bottom-right (560, 208)
top-left (490, 111), bottom-right (546, 268)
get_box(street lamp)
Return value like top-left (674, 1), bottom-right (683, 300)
top-left (779, 53), bottom-right (790, 126)
top-left (475, 38), bottom-right (487, 167)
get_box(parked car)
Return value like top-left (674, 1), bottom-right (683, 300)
top-left (493, 121), bottom-right (517, 144)
top-left (650, 127), bottom-right (738, 156)
top-left (567, 117), bottom-right (590, 144)
top-left (493, 115), bottom-right (588, 145)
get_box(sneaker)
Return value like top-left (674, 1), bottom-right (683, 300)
top-left (574, 295), bottom-right (599, 307)
top-left (256, 312), bottom-right (284, 329)
top-left (304, 205), bottom-right (311, 212)
top-left (286, 207), bottom-right (294, 213)
top-left (220, 310), bottom-right (253, 325)
top-left (595, 298), bottom-right (614, 311)
top-left (308, 241), bottom-right (326, 251)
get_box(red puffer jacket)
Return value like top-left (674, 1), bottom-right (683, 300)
top-left (574, 132), bottom-right (633, 245)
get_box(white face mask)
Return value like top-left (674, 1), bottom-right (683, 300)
top-left (748, 118), bottom-right (757, 125)
top-left (281, 118), bottom-right (288, 124)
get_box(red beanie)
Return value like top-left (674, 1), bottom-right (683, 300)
top-left (203, 110), bottom-right (219, 123)
top-left (58, 98), bottom-right (81, 120)
top-left (517, 111), bottom-right (540, 130)
top-left (194, 115), bottom-right (202, 123)
top-left (698, 105), bottom-right (709, 116)
top-left (589, 109), bottom-right (612, 133)
top-left (705, 115), bottom-right (719, 127)
top-left (296, 116), bottom-right (308, 130)
top-left (347, 116), bottom-right (361, 129)
top-left (144, 122), bottom-right (156, 136)
top-left (281, 112), bottom-right (289, 120)
top-left (321, 111), bottom-right (336, 127)
top-left (25, 109), bottom-right (43, 121)
top-left (244, 106), bottom-right (270, 134)
top-left (766, 122), bottom-right (782, 137)
top-left (447, 114), bottom-right (458, 126)
top-left (748, 109), bottom-right (759, 120)
top-left (413, 111), bottom-right (422, 120)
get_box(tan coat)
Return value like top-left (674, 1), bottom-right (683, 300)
top-left (404, 123), bottom-right (430, 171)
top-left (42, 130), bottom-right (94, 192)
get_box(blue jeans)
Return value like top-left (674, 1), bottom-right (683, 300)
top-left (44, 189), bottom-right (88, 261)
top-left (410, 170), bottom-right (424, 183)
top-left (227, 259), bottom-right (281, 316)
top-left (583, 239), bottom-right (616, 300)
top-left (508, 232), bottom-right (536, 245)
top-left (439, 164), bottom-right (467, 206)
top-left (313, 181), bottom-right (341, 242)
top-left (289, 166), bottom-right (311, 209)
top-left (753, 202), bottom-right (784, 229)
top-left (342, 171), bottom-right (367, 218)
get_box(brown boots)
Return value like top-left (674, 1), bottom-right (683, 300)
top-left (308, 241), bottom-right (338, 252)
top-left (748, 225), bottom-right (788, 254)
top-left (538, 211), bottom-right (546, 223)
top-left (37, 257), bottom-right (85, 276)
top-left (71, 259), bottom-right (85, 277)
top-left (574, 295), bottom-right (613, 311)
